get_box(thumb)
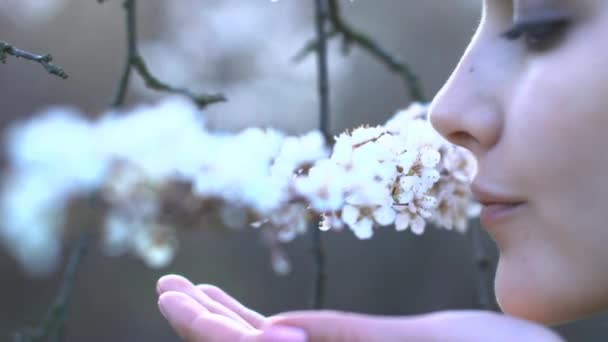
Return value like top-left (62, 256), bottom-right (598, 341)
top-left (256, 310), bottom-right (428, 342)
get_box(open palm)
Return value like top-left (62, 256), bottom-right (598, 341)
top-left (156, 274), bottom-right (564, 342)
top-left (156, 275), bottom-right (276, 342)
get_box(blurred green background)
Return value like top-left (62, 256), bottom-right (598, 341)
top-left (1, 0), bottom-right (607, 340)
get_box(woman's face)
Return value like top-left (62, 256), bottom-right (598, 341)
top-left (429, 0), bottom-right (608, 324)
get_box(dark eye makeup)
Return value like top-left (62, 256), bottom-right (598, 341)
top-left (500, 18), bottom-right (571, 52)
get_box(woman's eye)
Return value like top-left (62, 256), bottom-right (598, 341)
top-left (501, 19), bottom-right (570, 52)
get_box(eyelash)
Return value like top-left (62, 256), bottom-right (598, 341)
top-left (501, 19), bottom-right (571, 52)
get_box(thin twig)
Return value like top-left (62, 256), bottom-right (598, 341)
top-left (14, 233), bottom-right (90, 342)
top-left (131, 56), bottom-right (225, 108)
top-left (470, 224), bottom-right (495, 310)
top-left (111, 0), bottom-right (226, 108)
top-left (315, 0), bottom-right (331, 144)
top-left (112, 0), bottom-right (137, 107)
top-left (0, 41), bottom-right (68, 79)
top-left (294, 0), bottom-right (425, 102)
top-left (310, 0), bottom-right (331, 311)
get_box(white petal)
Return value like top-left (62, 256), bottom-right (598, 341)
top-left (420, 168), bottom-right (440, 187)
top-left (420, 195), bottom-right (438, 210)
top-left (141, 243), bottom-right (175, 268)
top-left (277, 228), bottom-right (297, 242)
top-left (411, 216), bottom-right (426, 235)
top-left (395, 213), bottom-right (410, 231)
top-left (399, 175), bottom-right (418, 190)
top-left (341, 204), bottom-right (360, 225)
top-left (319, 215), bottom-right (332, 231)
top-left (351, 217), bottom-right (374, 239)
top-left (373, 206), bottom-right (396, 226)
top-left (331, 135), bottom-right (354, 164)
top-left (419, 208), bottom-right (433, 219)
top-left (102, 214), bottom-right (132, 257)
top-left (272, 253), bottom-right (291, 275)
top-left (250, 219), bottom-right (268, 228)
top-left (442, 217), bottom-right (454, 230)
top-left (398, 150), bottom-right (418, 170)
top-left (350, 126), bottom-right (385, 146)
top-left (467, 202), bottom-right (482, 217)
top-left (420, 149), bottom-right (441, 168)
top-left (397, 190), bottom-right (414, 204)
top-left (455, 217), bottom-right (468, 233)
top-left (407, 201), bottom-right (418, 213)
top-left (295, 216), bottom-right (308, 234)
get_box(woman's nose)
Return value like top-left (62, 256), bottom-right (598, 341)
top-left (428, 48), bottom-right (502, 158)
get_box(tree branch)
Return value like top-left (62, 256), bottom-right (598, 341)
top-left (0, 41), bottom-right (68, 79)
top-left (14, 233), bottom-right (90, 342)
top-left (111, 0), bottom-right (226, 108)
top-left (310, 0), bottom-right (331, 310)
top-left (131, 56), bottom-right (226, 108)
top-left (111, 0), bottom-right (137, 107)
top-left (470, 224), bottom-right (497, 311)
top-left (294, 0), bottom-right (425, 102)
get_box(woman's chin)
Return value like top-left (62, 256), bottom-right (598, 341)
top-left (494, 258), bottom-right (588, 325)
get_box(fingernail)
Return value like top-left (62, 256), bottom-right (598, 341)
top-left (158, 298), bottom-right (168, 319)
top-left (158, 294), bottom-right (185, 320)
top-left (262, 326), bottom-right (308, 342)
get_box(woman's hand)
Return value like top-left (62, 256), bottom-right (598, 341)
top-left (156, 275), bottom-right (565, 342)
top-left (156, 275), bottom-right (268, 341)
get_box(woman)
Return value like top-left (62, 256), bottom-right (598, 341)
top-left (156, 0), bottom-right (608, 340)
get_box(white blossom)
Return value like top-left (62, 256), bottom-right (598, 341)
top-left (0, 99), bottom-right (481, 275)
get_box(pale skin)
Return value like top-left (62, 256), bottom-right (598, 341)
top-left (156, 0), bottom-right (608, 340)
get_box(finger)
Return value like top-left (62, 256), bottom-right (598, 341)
top-left (197, 284), bottom-right (266, 329)
top-left (158, 291), bottom-right (208, 340)
top-left (159, 291), bottom-right (253, 342)
top-left (263, 310), bottom-right (429, 342)
top-left (157, 274), bottom-right (255, 330)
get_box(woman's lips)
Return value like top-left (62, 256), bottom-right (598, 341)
top-left (480, 202), bottom-right (526, 228)
top-left (471, 182), bottom-right (526, 228)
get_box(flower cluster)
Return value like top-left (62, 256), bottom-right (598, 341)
top-left (0, 98), bottom-right (480, 276)
top-left (302, 103), bottom-right (480, 239)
